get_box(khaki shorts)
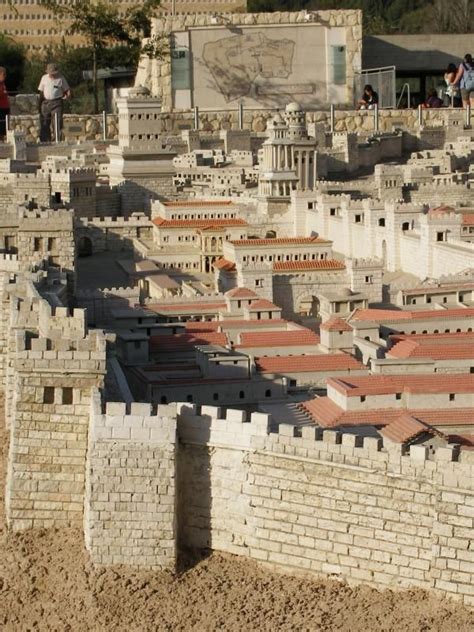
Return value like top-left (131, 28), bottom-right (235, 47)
top-left (461, 87), bottom-right (474, 100)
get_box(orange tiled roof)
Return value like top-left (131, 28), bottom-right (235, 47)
top-left (246, 299), bottom-right (280, 310)
top-left (236, 329), bottom-right (320, 348)
top-left (225, 287), bottom-right (258, 299)
top-left (153, 217), bottom-right (247, 228)
top-left (150, 332), bottom-right (228, 353)
top-left (255, 354), bottom-right (363, 374)
top-left (214, 258), bottom-right (236, 272)
top-left (351, 307), bottom-right (474, 322)
top-left (301, 398), bottom-right (474, 429)
top-left (184, 321), bottom-right (221, 331)
top-left (320, 316), bottom-right (353, 332)
top-left (162, 200), bottom-right (235, 207)
top-left (327, 373), bottom-right (474, 397)
top-left (380, 413), bottom-right (440, 444)
top-left (229, 237), bottom-right (330, 247)
top-left (462, 214), bottom-right (474, 225)
top-left (388, 339), bottom-right (474, 360)
top-left (273, 260), bottom-right (346, 272)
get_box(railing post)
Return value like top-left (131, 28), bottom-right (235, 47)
top-left (102, 110), bottom-right (107, 141)
top-left (238, 101), bottom-right (244, 130)
top-left (54, 112), bottom-right (60, 143)
top-left (466, 104), bottom-right (472, 128)
top-left (5, 114), bottom-right (9, 133)
top-left (373, 103), bottom-right (379, 133)
top-left (330, 104), bottom-right (335, 133)
top-left (193, 106), bottom-right (199, 131)
top-left (418, 104), bottom-right (423, 127)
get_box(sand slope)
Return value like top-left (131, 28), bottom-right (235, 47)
top-left (1, 403), bottom-right (473, 632)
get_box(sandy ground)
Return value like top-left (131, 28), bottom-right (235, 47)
top-left (1, 402), bottom-right (473, 632)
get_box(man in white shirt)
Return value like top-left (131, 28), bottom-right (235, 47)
top-left (38, 63), bottom-right (71, 142)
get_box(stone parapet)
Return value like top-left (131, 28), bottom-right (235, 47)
top-left (84, 393), bottom-right (177, 570)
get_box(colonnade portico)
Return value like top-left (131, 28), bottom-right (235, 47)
top-left (258, 103), bottom-right (319, 201)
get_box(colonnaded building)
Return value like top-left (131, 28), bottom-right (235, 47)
top-left (1, 7), bottom-right (474, 611)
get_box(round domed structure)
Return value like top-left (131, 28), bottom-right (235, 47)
top-left (270, 112), bottom-right (285, 126)
top-left (286, 101), bottom-right (303, 113)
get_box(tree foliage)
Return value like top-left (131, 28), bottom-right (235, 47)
top-left (38, 0), bottom-right (168, 112)
top-left (0, 35), bottom-right (26, 94)
top-left (247, 0), bottom-right (474, 33)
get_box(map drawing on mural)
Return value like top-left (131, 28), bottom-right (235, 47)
top-left (202, 32), bottom-right (295, 102)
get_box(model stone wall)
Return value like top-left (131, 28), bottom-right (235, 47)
top-left (84, 396), bottom-right (177, 570)
top-left (5, 108), bottom-right (472, 142)
top-left (5, 377), bottom-right (474, 602)
top-left (175, 404), bottom-right (474, 606)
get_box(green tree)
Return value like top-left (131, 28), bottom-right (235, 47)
top-left (39, 0), bottom-right (167, 113)
top-left (0, 35), bottom-right (26, 94)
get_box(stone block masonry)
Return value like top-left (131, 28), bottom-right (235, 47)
top-left (6, 389), bottom-right (474, 602)
top-left (84, 394), bottom-right (177, 571)
top-left (175, 405), bottom-right (474, 606)
top-left (6, 299), bottom-right (107, 531)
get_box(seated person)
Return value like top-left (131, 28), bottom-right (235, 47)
top-left (423, 88), bottom-right (444, 108)
top-left (357, 84), bottom-right (378, 110)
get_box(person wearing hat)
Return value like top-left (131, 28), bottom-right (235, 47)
top-left (38, 63), bottom-right (71, 142)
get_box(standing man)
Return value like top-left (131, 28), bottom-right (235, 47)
top-left (38, 63), bottom-right (71, 143)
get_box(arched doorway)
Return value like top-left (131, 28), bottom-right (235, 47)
top-left (77, 236), bottom-right (93, 257)
top-left (265, 230), bottom-right (277, 238)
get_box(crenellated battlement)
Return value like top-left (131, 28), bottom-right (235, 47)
top-left (76, 285), bottom-right (138, 299)
top-left (18, 207), bottom-right (74, 222)
top-left (347, 257), bottom-right (383, 269)
top-left (77, 214), bottom-right (150, 227)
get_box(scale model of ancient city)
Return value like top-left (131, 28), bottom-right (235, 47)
top-left (2, 7), bottom-right (474, 608)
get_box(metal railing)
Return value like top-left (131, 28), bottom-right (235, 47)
top-left (354, 65), bottom-right (396, 109)
top-left (396, 83), bottom-right (411, 109)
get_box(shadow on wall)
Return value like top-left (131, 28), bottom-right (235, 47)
top-left (363, 37), bottom-right (463, 73)
top-left (177, 406), bottom-right (212, 570)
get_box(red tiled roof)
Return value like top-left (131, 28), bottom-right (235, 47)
top-left (236, 329), bottom-right (320, 348)
top-left (255, 354), bottom-right (363, 374)
top-left (448, 434), bottom-right (474, 447)
top-left (351, 307), bottom-right (474, 322)
top-left (229, 237), bottom-right (330, 247)
top-left (150, 332), bottom-right (228, 353)
top-left (380, 413), bottom-right (439, 444)
top-left (388, 339), bottom-right (474, 360)
top-left (225, 287), bottom-right (258, 299)
top-left (147, 302), bottom-right (227, 313)
top-left (273, 259), bottom-right (346, 272)
top-left (184, 321), bottom-right (221, 331)
top-left (462, 214), bottom-right (474, 225)
top-left (246, 299), bottom-right (280, 311)
top-left (162, 200), bottom-right (235, 207)
top-left (301, 398), bottom-right (474, 429)
top-left (214, 258), bottom-right (236, 272)
top-left (327, 374), bottom-right (474, 397)
top-left (320, 316), bottom-right (353, 332)
top-left (152, 217), bottom-right (247, 228)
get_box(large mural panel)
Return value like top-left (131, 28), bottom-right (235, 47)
top-left (190, 25), bottom-right (329, 110)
